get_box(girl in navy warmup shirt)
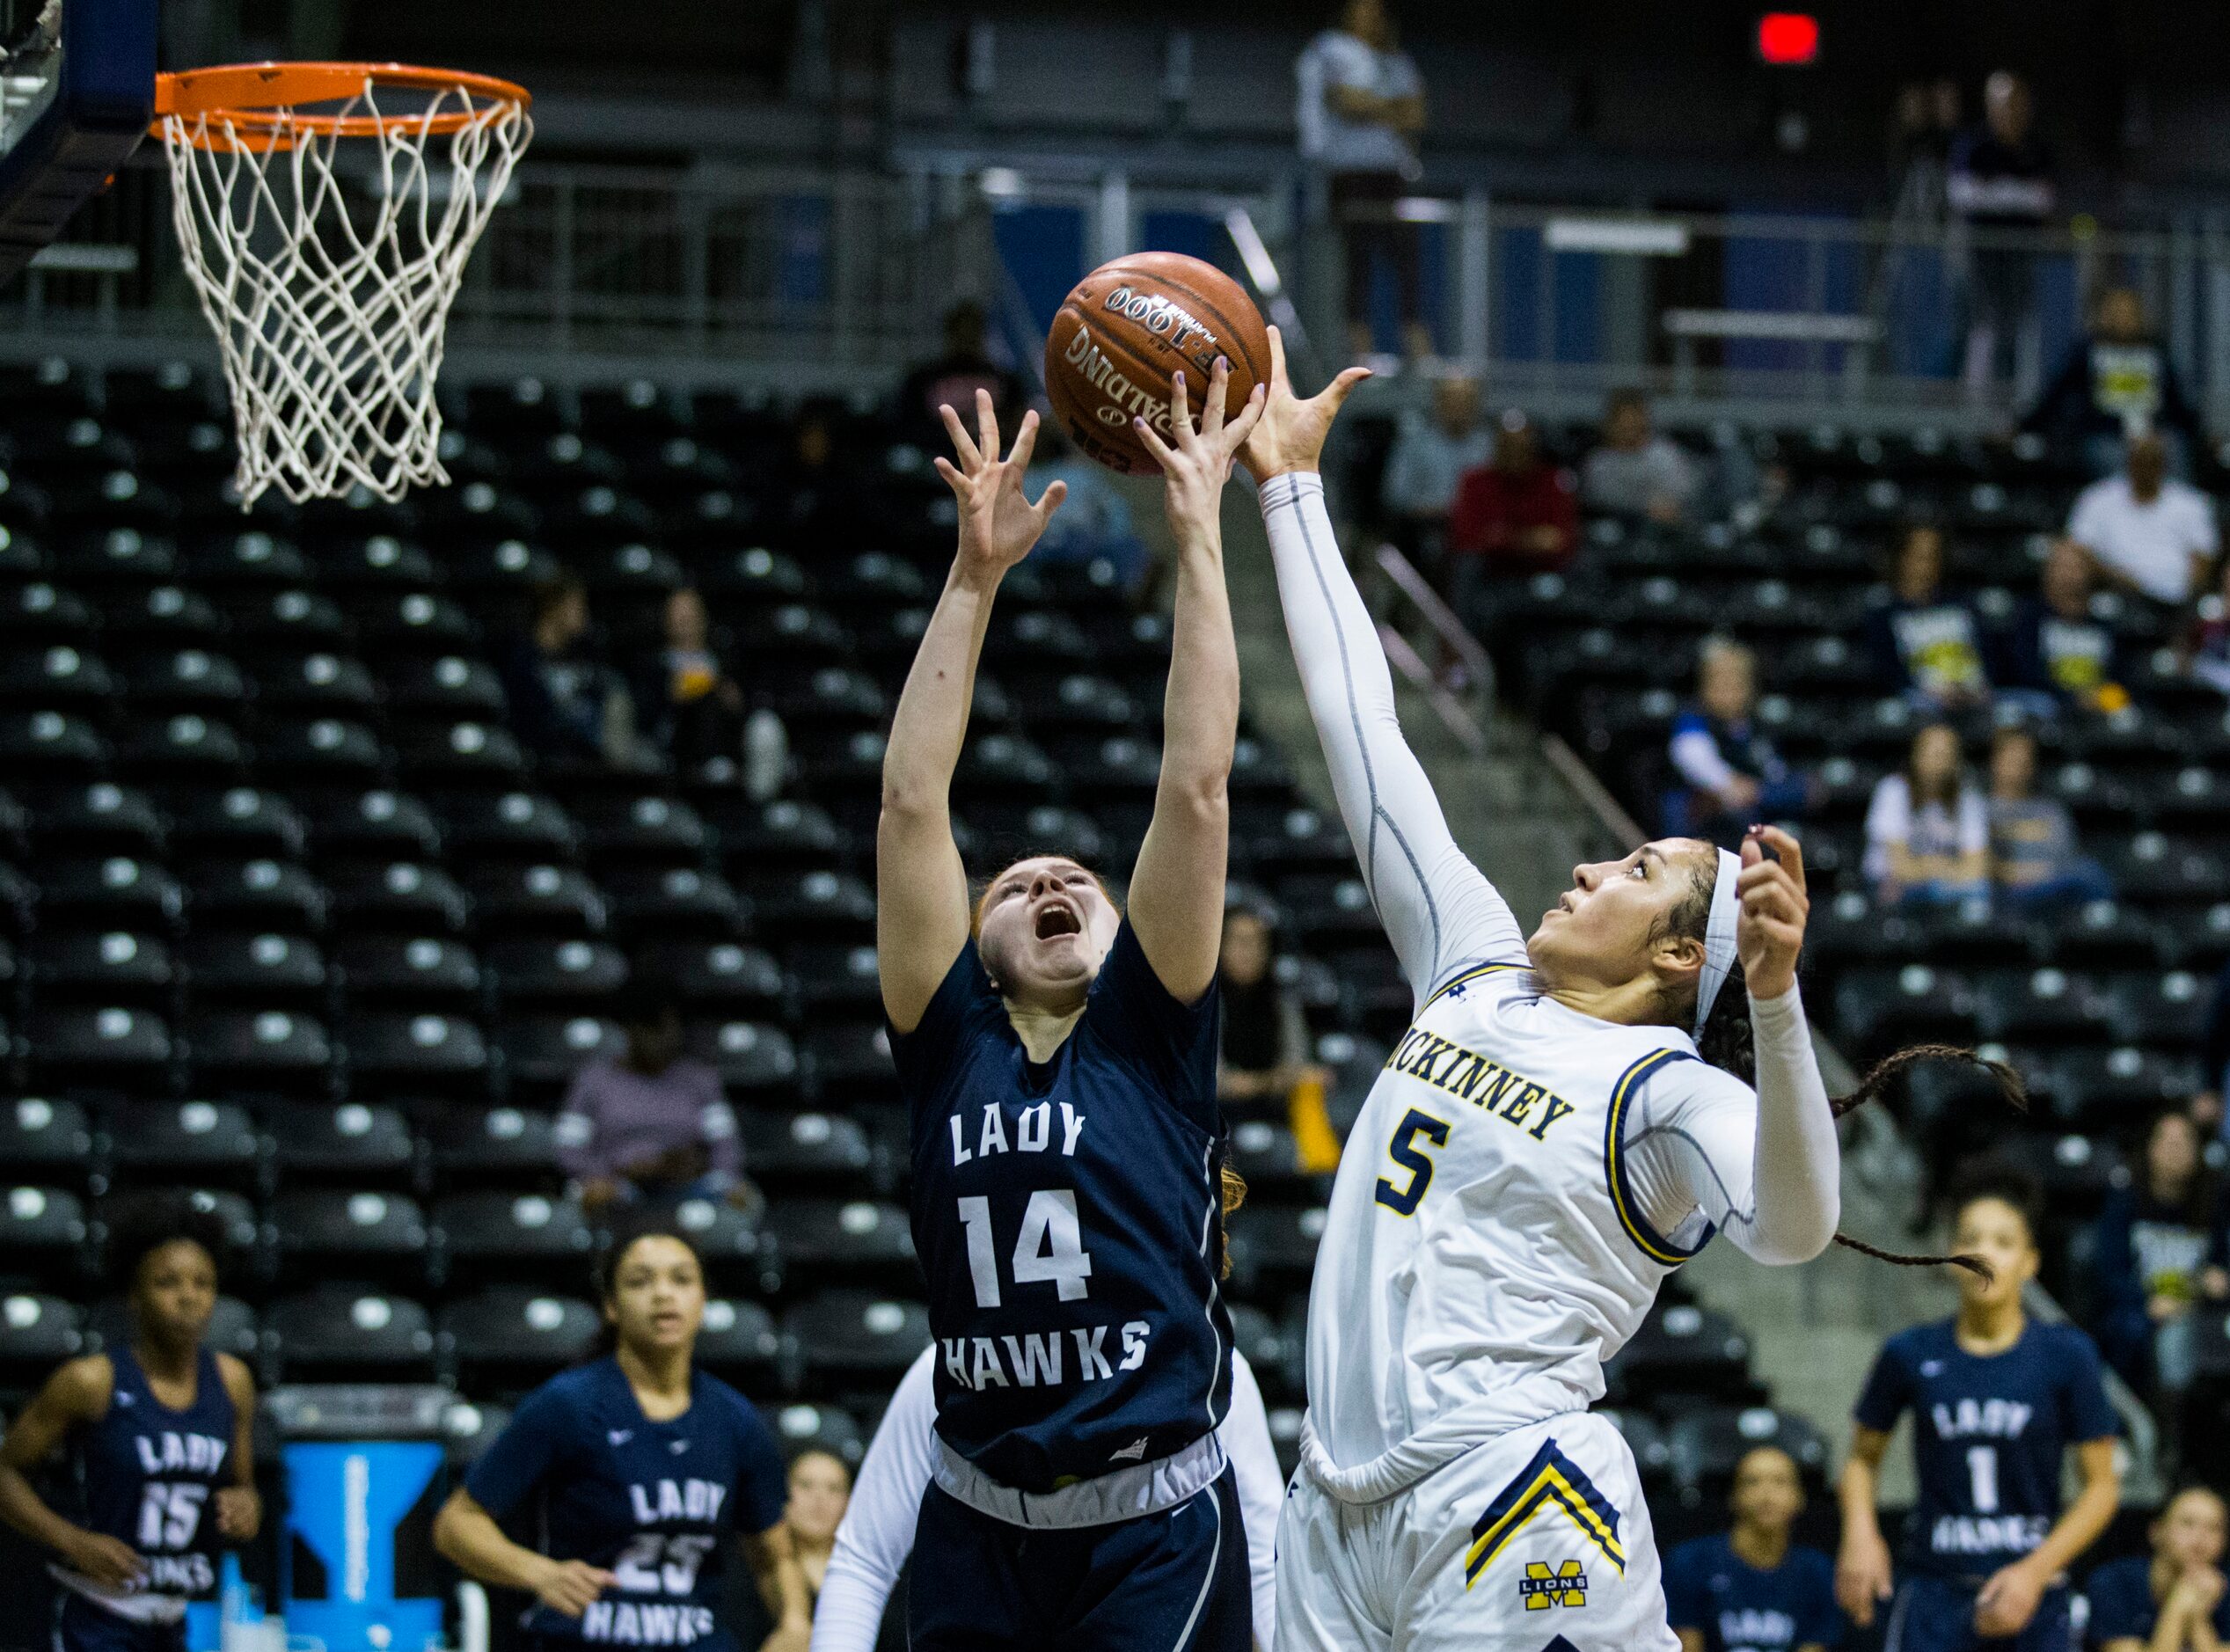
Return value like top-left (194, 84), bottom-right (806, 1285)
top-left (0, 1200), bottom-right (260, 1652)
top-left (1838, 1173), bottom-right (2121, 1652)
top-left (1665, 1445), bottom-right (1845, 1652)
top-left (433, 1224), bottom-right (809, 1652)
top-left (876, 369), bottom-right (1262, 1651)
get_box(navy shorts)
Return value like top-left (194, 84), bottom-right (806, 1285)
top-left (1883, 1573), bottom-right (2073, 1652)
top-left (55, 1597), bottom-right (187, 1652)
top-left (905, 1466), bottom-right (1249, 1652)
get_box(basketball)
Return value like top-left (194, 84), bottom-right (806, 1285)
top-left (1044, 252), bottom-right (1271, 475)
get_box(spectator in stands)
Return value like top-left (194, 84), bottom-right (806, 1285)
top-left (1217, 906), bottom-right (1342, 1171)
top-left (1295, 0), bottom-right (1429, 362)
top-left (2024, 286), bottom-right (2204, 479)
top-left (2067, 431), bottom-right (2219, 609)
top-left (1863, 722), bottom-right (1991, 905)
top-left (893, 302), bottom-right (1024, 453)
top-left (558, 986), bottom-right (756, 1216)
top-left (1023, 413), bottom-right (1150, 593)
top-left (1665, 1444), bottom-right (1844, 1652)
top-left (770, 1451), bottom-right (850, 1618)
top-left (638, 586), bottom-right (787, 801)
top-left (1444, 411), bottom-right (1578, 625)
top-left (2090, 1110), bottom-right (2228, 1399)
top-left (2180, 559), bottom-right (2230, 698)
top-left (1381, 375), bottom-right (1492, 560)
top-left (499, 574), bottom-right (640, 768)
top-left (1887, 77), bottom-right (1961, 228)
top-left (2000, 537), bottom-right (2126, 714)
top-left (1580, 387), bottom-right (1695, 523)
top-left (1987, 726), bottom-right (2112, 907)
top-left (1663, 638), bottom-right (1818, 849)
top-left (1948, 71), bottom-right (2056, 398)
top-left (762, 396), bottom-right (853, 537)
top-left (2200, 962), bottom-right (2230, 1136)
top-left (2084, 1485), bottom-right (2230, 1651)
top-left (1868, 522), bottom-right (1992, 711)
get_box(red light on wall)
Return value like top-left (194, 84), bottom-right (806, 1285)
top-left (1757, 12), bottom-right (1820, 65)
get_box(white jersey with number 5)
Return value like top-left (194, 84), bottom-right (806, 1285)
top-left (1259, 471), bottom-right (1839, 1501)
top-left (1312, 956), bottom-right (1758, 1485)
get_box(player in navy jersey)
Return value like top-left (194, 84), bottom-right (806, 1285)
top-left (433, 1224), bottom-right (811, 1652)
top-left (876, 366), bottom-right (1264, 1652)
top-left (1839, 1173), bottom-right (2122, 1652)
top-left (0, 1199), bottom-right (260, 1652)
top-left (1665, 1445), bottom-right (1844, 1652)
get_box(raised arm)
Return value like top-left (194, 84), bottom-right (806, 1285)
top-left (877, 392), bottom-right (1066, 1031)
top-left (1126, 360), bottom-right (1263, 1001)
top-left (1241, 328), bottom-right (1526, 1000)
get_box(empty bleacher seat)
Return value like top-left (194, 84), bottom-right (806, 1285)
top-left (265, 1290), bottom-right (435, 1380)
top-left (432, 1191), bottom-right (596, 1284)
top-left (439, 1290), bottom-right (601, 1395)
top-left (781, 1292), bottom-right (932, 1393)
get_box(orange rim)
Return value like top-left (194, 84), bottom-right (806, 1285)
top-left (153, 62), bottom-right (530, 151)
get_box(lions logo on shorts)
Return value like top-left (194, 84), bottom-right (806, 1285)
top-left (1518, 1561), bottom-right (1588, 1612)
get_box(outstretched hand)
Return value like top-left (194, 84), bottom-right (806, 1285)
top-left (933, 389), bottom-right (1066, 583)
top-left (1133, 356), bottom-right (1265, 546)
top-left (1238, 325), bottom-right (1371, 484)
top-left (1734, 824), bottom-right (1808, 1002)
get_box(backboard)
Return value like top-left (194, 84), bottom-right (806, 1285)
top-left (0, 0), bottom-right (156, 283)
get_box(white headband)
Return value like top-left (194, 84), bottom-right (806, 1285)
top-left (1694, 847), bottom-right (1743, 1036)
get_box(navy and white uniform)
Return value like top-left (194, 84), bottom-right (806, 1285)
top-left (1853, 1318), bottom-right (2117, 1652)
top-left (1663, 1533), bottom-right (1845, 1652)
top-left (464, 1357), bottom-right (788, 1652)
top-left (54, 1347), bottom-right (237, 1652)
top-left (892, 925), bottom-right (1247, 1652)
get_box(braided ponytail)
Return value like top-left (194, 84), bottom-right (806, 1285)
top-left (1664, 856), bottom-right (2028, 1284)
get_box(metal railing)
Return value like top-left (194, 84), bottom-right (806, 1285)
top-left (0, 157), bottom-right (1007, 387)
top-left (11, 144), bottom-right (2230, 446)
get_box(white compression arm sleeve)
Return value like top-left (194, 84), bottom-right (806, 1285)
top-left (1259, 471), bottom-right (1526, 1001)
top-left (1738, 983), bottom-right (1841, 1263)
top-left (810, 1353), bottom-right (936, 1652)
top-left (1621, 984), bottom-right (1840, 1266)
top-left (810, 1349), bottom-right (1286, 1652)
top-left (1224, 1352), bottom-right (1284, 1650)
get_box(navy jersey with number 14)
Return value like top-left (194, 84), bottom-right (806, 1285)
top-left (894, 923), bottom-right (1232, 1495)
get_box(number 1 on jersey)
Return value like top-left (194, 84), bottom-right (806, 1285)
top-left (1375, 1108), bottom-right (1451, 1217)
top-left (1966, 1444), bottom-right (2000, 1514)
top-left (957, 1190), bottom-right (1095, 1306)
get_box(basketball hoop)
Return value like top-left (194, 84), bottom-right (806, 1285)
top-left (151, 62), bottom-right (532, 507)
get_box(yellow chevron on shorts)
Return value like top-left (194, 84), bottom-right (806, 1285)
top-left (1464, 1441), bottom-right (1627, 1587)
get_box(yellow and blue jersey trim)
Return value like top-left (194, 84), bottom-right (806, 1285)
top-left (1602, 1048), bottom-right (1715, 1268)
top-left (1465, 1437), bottom-right (1627, 1587)
top-left (1421, 959), bottom-right (1527, 1012)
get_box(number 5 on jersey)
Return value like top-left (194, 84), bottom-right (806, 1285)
top-left (1375, 1108), bottom-right (1450, 1217)
top-left (957, 1191), bottom-right (1094, 1305)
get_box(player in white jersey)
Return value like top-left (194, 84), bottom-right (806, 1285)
top-left (1238, 334), bottom-right (1855, 1652)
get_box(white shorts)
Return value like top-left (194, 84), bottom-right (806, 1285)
top-left (1273, 1411), bottom-right (1676, 1652)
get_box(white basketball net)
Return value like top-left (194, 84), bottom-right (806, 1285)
top-left (158, 76), bottom-right (532, 508)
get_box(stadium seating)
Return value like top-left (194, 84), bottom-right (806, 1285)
top-left (1491, 419), bottom-right (2228, 1309)
top-left (0, 364), bottom-right (1822, 1540)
